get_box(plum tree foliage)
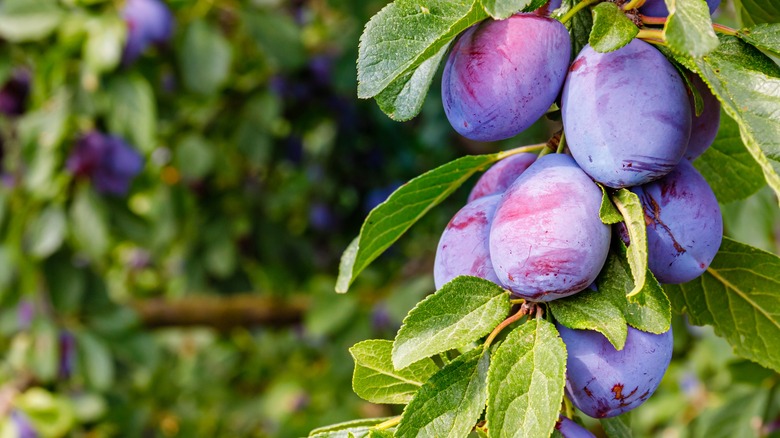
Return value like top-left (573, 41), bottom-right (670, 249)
top-left (321, 0), bottom-right (780, 436)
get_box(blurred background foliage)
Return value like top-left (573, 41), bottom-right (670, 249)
top-left (0, 0), bottom-right (776, 437)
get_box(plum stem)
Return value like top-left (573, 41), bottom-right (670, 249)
top-left (636, 28), bottom-right (667, 45)
top-left (640, 14), bottom-right (666, 25)
top-left (374, 416), bottom-right (401, 430)
top-left (558, 0), bottom-right (601, 25)
top-left (483, 304), bottom-right (527, 350)
top-left (563, 395), bottom-right (575, 418)
top-left (496, 143), bottom-right (547, 161)
top-left (641, 15), bottom-right (740, 36)
top-left (556, 132), bottom-right (567, 154)
top-left (623, 0), bottom-right (646, 10)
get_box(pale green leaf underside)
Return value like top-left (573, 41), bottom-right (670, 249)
top-left (336, 154), bottom-right (501, 293)
top-left (601, 413), bottom-right (632, 438)
top-left (588, 2), bottom-right (638, 53)
top-left (350, 340), bottom-right (438, 405)
top-left (309, 417), bottom-right (394, 438)
top-left (357, 0), bottom-right (486, 99)
top-left (482, 0), bottom-right (546, 19)
top-left (392, 276), bottom-right (510, 369)
top-left (612, 189), bottom-right (648, 297)
top-left (599, 185), bottom-right (623, 225)
top-left (486, 319), bottom-right (567, 438)
top-left (665, 238), bottom-right (780, 373)
top-left (396, 349), bottom-right (489, 438)
top-left (663, 0), bottom-right (719, 57)
top-left (738, 23), bottom-right (780, 57)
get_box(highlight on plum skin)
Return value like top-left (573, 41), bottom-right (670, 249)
top-left (639, 0), bottom-right (721, 17)
top-left (467, 153), bottom-right (537, 203)
top-left (555, 415), bottom-right (596, 438)
top-left (562, 39), bottom-right (691, 188)
top-left (685, 73), bottom-right (721, 161)
top-left (627, 160), bottom-right (723, 284)
top-left (488, 154), bottom-right (610, 301)
top-left (558, 324), bottom-right (674, 419)
top-left (433, 194), bottom-right (502, 290)
top-left (442, 13), bottom-right (571, 142)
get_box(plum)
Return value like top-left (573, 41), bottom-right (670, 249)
top-left (489, 154), bottom-right (610, 301)
top-left (67, 131), bottom-right (144, 195)
top-left (685, 74), bottom-right (721, 160)
top-left (562, 39), bottom-right (691, 188)
top-left (535, 0), bottom-right (563, 16)
top-left (555, 416), bottom-right (595, 438)
top-left (467, 153), bottom-right (537, 202)
top-left (558, 324), bottom-right (673, 418)
top-left (122, 0), bottom-right (174, 64)
top-left (640, 0), bottom-right (720, 17)
top-left (442, 14), bottom-right (570, 141)
top-left (0, 68), bottom-right (31, 117)
top-left (627, 160), bottom-right (722, 284)
top-left (434, 194), bottom-right (502, 289)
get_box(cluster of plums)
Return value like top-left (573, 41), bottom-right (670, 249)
top-left (434, 2), bottom-right (723, 427)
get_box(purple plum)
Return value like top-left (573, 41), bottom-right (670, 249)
top-left (67, 131), bottom-right (144, 195)
top-left (556, 416), bottom-right (595, 438)
top-left (122, 0), bottom-right (174, 64)
top-left (559, 324), bottom-right (673, 418)
top-left (434, 194), bottom-right (501, 289)
top-left (0, 68), bottom-right (31, 117)
top-left (627, 160), bottom-right (722, 284)
top-left (489, 154), bottom-right (610, 301)
top-left (685, 73), bottom-right (721, 160)
top-left (562, 39), bottom-right (691, 188)
top-left (442, 13), bottom-right (571, 141)
top-left (535, 0), bottom-right (563, 16)
top-left (640, 0), bottom-right (720, 17)
top-left (467, 153), bottom-right (536, 202)
top-left (11, 411), bottom-right (37, 438)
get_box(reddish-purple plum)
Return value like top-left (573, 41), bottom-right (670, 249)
top-left (0, 68), bottom-right (31, 117)
top-left (562, 39), bottom-right (691, 188)
top-left (627, 160), bottom-right (722, 284)
top-left (685, 74), bottom-right (721, 160)
top-left (559, 325), bottom-right (673, 418)
top-left (556, 416), bottom-right (595, 438)
top-left (640, 0), bottom-right (720, 17)
top-left (489, 154), bottom-right (610, 301)
top-left (67, 131), bottom-right (144, 195)
top-left (467, 153), bottom-right (536, 202)
top-left (442, 14), bottom-right (571, 141)
top-left (434, 194), bottom-right (501, 289)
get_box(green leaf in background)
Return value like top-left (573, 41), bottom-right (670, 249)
top-left (663, 0), bottom-right (718, 57)
top-left (599, 185), bottom-right (623, 225)
top-left (486, 318), bottom-right (566, 438)
top-left (242, 10), bottom-right (305, 70)
top-left (685, 36), bottom-right (780, 203)
top-left (105, 74), bottom-right (156, 153)
top-left (665, 238), bottom-right (780, 373)
top-left (179, 20), bottom-right (233, 95)
top-left (612, 189), bottom-right (648, 297)
top-left (481, 0), bottom-right (546, 19)
top-left (0, 0), bottom-right (63, 42)
top-left (357, 0), bottom-right (486, 99)
top-left (26, 204), bottom-right (67, 259)
top-left (738, 23), bottom-right (780, 57)
top-left (601, 413), bottom-right (632, 438)
top-left (588, 2), bottom-right (638, 53)
top-left (69, 185), bottom-right (110, 260)
top-left (309, 418), bottom-right (394, 438)
top-left (83, 15), bottom-right (126, 74)
top-left (732, 0), bottom-right (780, 27)
top-left (336, 152), bottom-right (506, 293)
top-left (350, 340), bottom-right (438, 405)
top-left (31, 319), bottom-right (59, 382)
top-left (691, 388), bottom-right (769, 438)
top-left (549, 282), bottom-right (628, 350)
top-left (694, 111), bottom-right (765, 203)
top-left (396, 348), bottom-right (489, 438)
top-left (75, 331), bottom-right (115, 392)
top-left (175, 135), bottom-right (215, 180)
top-left (375, 43), bottom-right (450, 122)
top-left (559, 0), bottom-right (593, 57)
top-left (16, 388), bottom-right (76, 438)
top-left (392, 276), bottom-right (510, 369)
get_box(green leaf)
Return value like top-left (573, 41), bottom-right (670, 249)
top-left (693, 111), bottom-right (765, 203)
top-left (601, 413), bottom-right (632, 438)
top-left (350, 340), bottom-right (438, 405)
top-left (179, 20), bottom-right (233, 95)
top-left (336, 153), bottom-right (503, 293)
top-left (75, 331), bottom-right (115, 391)
top-left (486, 318), bottom-right (567, 438)
top-left (549, 284), bottom-right (628, 350)
top-left (309, 418), bottom-right (394, 438)
top-left (684, 36), bottom-right (780, 203)
top-left (588, 2), bottom-right (638, 53)
top-left (599, 184), bottom-right (623, 225)
top-left (105, 75), bottom-right (156, 153)
top-left (175, 135), bottom-right (215, 180)
top-left (242, 11), bottom-right (305, 70)
top-left (396, 348), bottom-right (489, 438)
top-left (26, 205), bottom-right (66, 259)
top-left (691, 388), bottom-right (769, 438)
top-left (663, 0), bottom-right (718, 57)
top-left (357, 0), bottom-right (486, 99)
top-left (367, 430), bottom-right (395, 438)
top-left (738, 23), bottom-right (780, 57)
top-left (375, 42), bottom-right (449, 121)
top-left (0, 0), bottom-right (63, 42)
top-left (612, 189), bottom-right (648, 297)
top-left (83, 15), bottom-right (126, 73)
top-left (665, 238), bottom-right (780, 373)
top-left (559, 0), bottom-right (593, 57)
top-left (69, 186), bottom-right (110, 260)
top-left (31, 319), bottom-right (59, 382)
top-left (732, 0), bottom-right (780, 27)
top-left (392, 276), bottom-right (509, 369)
top-left (481, 0), bottom-right (546, 19)
top-left (16, 388), bottom-right (75, 438)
